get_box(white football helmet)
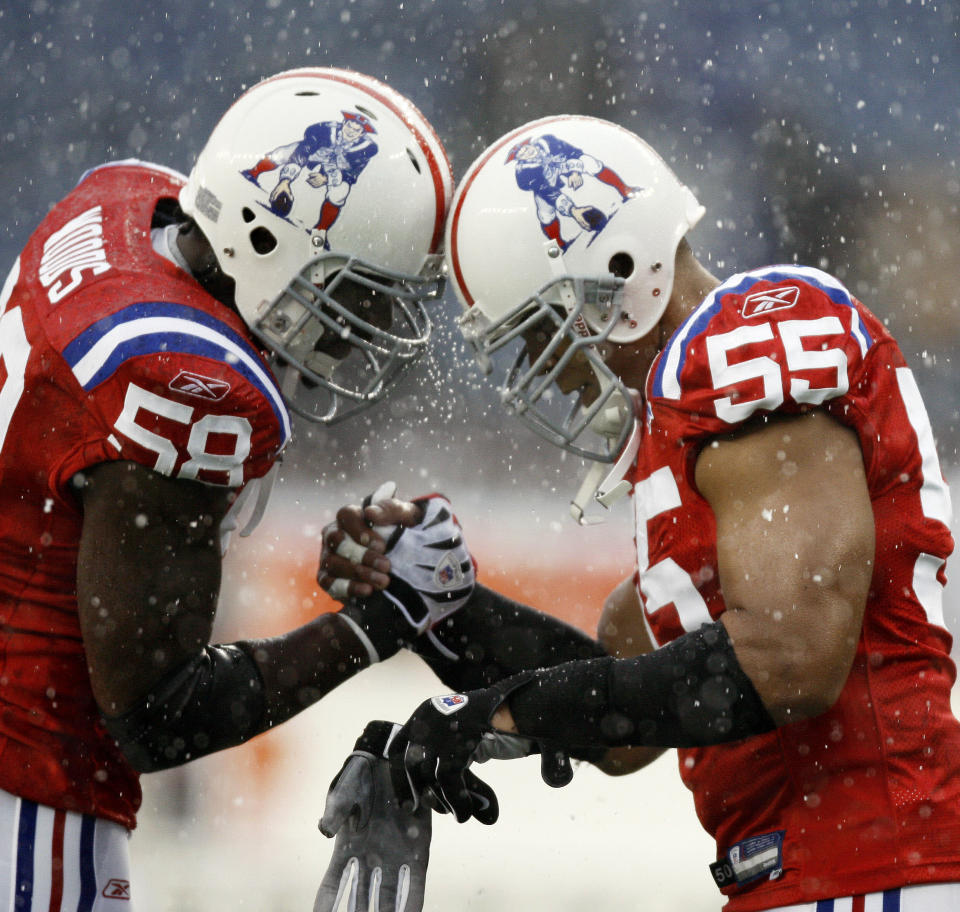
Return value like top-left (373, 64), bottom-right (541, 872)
top-left (446, 115), bottom-right (704, 475)
top-left (180, 67), bottom-right (453, 423)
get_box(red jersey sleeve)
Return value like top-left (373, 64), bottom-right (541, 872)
top-left (54, 298), bottom-right (290, 492)
top-left (631, 266), bottom-right (960, 908)
top-left (648, 264), bottom-right (879, 434)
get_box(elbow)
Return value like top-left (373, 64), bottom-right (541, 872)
top-left (593, 745), bottom-right (664, 776)
top-left (102, 715), bottom-right (179, 774)
top-left (723, 596), bottom-right (862, 728)
top-left (767, 692), bottom-right (837, 727)
top-left (123, 750), bottom-right (169, 776)
top-left (760, 658), bottom-right (849, 726)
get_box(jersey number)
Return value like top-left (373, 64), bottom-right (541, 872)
top-left (637, 343), bottom-right (951, 637)
top-left (0, 260), bottom-right (28, 456)
top-left (706, 316), bottom-right (849, 423)
top-left (0, 307), bottom-right (29, 456)
top-left (633, 466), bottom-right (712, 645)
top-left (114, 384), bottom-right (253, 487)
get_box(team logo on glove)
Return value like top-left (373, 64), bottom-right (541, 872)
top-left (432, 694), bottom-right (468, 715)
top-left (434, 552), bottom-right (465, 589)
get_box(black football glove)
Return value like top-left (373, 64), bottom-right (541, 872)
top-left (387, 674), bottom-right (573, 825)
top-left (314, 721), bottom-right (431, 912)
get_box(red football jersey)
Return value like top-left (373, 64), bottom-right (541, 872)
top-left (0, 161), bottom-right (290, 829)
top-left (632, 265), bottom-right (960, 909)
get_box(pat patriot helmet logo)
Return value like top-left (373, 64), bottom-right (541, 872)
top-left (505, 132), bottom-right (642, 252)
top-left (240, 110), bottom-right (379, 250)
top-left (741, 286), bottom-right (801, 318)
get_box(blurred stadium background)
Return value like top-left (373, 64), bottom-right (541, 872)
top-left (2, 0), bottom-right (958, 908)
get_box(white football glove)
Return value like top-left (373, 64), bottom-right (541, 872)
top-left (315, 721), bottom-right (431, 912)
top-left (376, 493), bottom-right (476, 635)
top-left (334, 484), bottom-right (477, 663)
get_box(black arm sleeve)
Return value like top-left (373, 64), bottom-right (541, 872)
top-left (102, 643), bottom-right (268, 773)
top-left (503, 621), bottom-right (777, 749)
top-left (413, 583), bottom-right (607, 691)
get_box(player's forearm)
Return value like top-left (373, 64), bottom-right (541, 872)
top-left (239, 611), bottom-right (372, 728)
top-left (490, 697), bottom-right (665, 775)
top-left (496, 620), bottom-right (776, 751)
top-left (417, 583), bottom-right (607, 691)
top-left (102, 612), bottom-right (371, 773)
top-left (593, 744), bottom-right (666, 776)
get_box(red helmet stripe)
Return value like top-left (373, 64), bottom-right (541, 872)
top-left (449, 120), bottom-right (563, 308)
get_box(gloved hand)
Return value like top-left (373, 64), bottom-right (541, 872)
top-left (314, 721), bottom-right (431, 912)
top-left (387, 674), bottom-right (573, 825)
top-left (375, 491), bottom-right (476, 633)
top-left (328, 483), bottom-right (477, 662)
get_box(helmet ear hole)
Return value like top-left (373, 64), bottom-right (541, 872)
top-left (249, 226), bottom-right (278, 255)
top-left (241, 207), bottom-right (256, 223)
top-left (608, 253), bottom-right (634, 279)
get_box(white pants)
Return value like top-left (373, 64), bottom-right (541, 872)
top-left (772, 881), bottom-right (960, 911)
top-left (0, 790), bottom-right (132, 912)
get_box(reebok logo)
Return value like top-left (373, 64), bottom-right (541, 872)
top-left (101, 879), bottom-right (130, 900)
top-left (741, 286), bottom-right (800, 318)
top-left (169, 370), bottom-right (231, 401)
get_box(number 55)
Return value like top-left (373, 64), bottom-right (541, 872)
top-left (707, 316), bottom-right (850, 424)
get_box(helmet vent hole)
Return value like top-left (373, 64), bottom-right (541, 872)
top-left (249, 226), bottom-right (277, 255)
top-left (295, 91), bottom-right (319, 97)
top-left (355, 104), bottom-right (377, 121)
top-left (608, 253), bottom-right (634, 279)
top-left (406, 149), bottom-right (422, 174)
top-left (241, 207), bottom-right (256, 224)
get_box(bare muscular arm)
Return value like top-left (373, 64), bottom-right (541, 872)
top-left (76, 460), bottom-right (231, 715)
top-left (491, 409), bottom-right (874, 751)
top-left (695, 409), bottom-right (874, 725)
top-left (77, 460), bottom-right (370, 738)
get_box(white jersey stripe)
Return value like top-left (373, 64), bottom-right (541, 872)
top-left (0, 794), bottom-right (17, 911)
top-left (61, 811), bottom-right (83, 912)
top-left (0, 791), bottom-right (132, 912)
top-left (29, 807), bottom-right (53, 912)
top-left (70, 315), bottom-right (292, 443)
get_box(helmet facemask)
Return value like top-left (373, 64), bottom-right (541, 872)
top-left (461, 274), bottom-right (633, 462)
top-left (447, 114), bottom-right (704, 519)
top-left (178, 67), bottom-right (454, 425)
top-left (252, 250), bottom-right (444, 424)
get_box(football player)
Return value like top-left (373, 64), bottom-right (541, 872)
top-left (322, 116), bottom-right (960, 911)
top-left (0, 67), bottom-right (466, 910)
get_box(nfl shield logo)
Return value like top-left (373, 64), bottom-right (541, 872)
top-left (434, 552), bottom-right (463, 589)
top-left (432, 693), bottom-right (468, 715)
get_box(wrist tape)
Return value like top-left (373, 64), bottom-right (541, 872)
top-left (504, 621), bottom-right (776, 749)
top-left (338, 591), bottom-right (410, 664)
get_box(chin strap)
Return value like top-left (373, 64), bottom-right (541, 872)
top-left (217, 360), bottom-right (298, 550)
top-left (570, 417), bottom-right (640, 524)
top-left (221, 369), bottom-right (293, 546)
